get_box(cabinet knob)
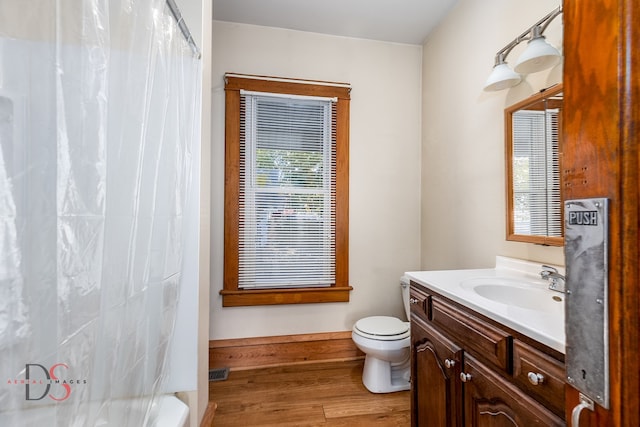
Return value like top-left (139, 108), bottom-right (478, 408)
top-left (444, 359), bottom-right (456, 369)
top-left (527, 372), bottom-right (545, 386)
top-left (460, 372), bottom-right (472, 383)
top-left (410, 297), bottom-right (419, 304)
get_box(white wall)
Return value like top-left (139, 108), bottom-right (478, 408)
top-left (420, 0), bottom-right (565, 270)
top-left (163, 3), bottom-right (202, 396)
top-left (210, 21), bottom-right (423, 339)
top-left (167, 1), bottom-right (212, 425)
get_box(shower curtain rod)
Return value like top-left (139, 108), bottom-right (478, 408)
top-left (166, 0), bottom-right (201, 58)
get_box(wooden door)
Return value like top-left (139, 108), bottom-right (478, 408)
top-left (563, 1), bottom-right (640, 425)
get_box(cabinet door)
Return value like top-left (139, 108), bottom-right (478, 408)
top-left (412, 316), bottom-right (462, 427)
top-left (462, 354), bottom-right (564, 427)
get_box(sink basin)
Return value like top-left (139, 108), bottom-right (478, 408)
top-left (461, 277), bottom-right (563, 312)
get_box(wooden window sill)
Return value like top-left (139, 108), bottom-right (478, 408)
top-left (220, 286), bottom-right (353, 307)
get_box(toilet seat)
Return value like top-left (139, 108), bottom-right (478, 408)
top-left (353, 316), bottom-right (410, 341)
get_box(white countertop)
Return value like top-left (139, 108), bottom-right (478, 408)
top-left (405, 256), bottom-right (566, 354)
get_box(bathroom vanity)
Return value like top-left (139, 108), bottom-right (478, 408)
top-left (406, 257), bottom-right (566, 426)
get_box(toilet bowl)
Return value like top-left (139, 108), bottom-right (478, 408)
top-left (351, 276), bottom-right (411, 393)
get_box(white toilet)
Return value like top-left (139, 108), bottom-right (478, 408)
top-left (351, 276), bottom-right (411, 393)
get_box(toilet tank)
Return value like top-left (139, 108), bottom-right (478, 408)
top-left (400, 275), bottom-right (411, 321)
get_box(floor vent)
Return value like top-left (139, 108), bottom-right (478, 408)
top-left (209, 367), bottom-right (229, 382)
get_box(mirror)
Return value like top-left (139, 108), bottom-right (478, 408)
top-left (505, 84), bottom-right (563, 246)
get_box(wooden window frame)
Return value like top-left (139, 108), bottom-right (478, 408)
top-left (222, 74), bottom-right (352, 307)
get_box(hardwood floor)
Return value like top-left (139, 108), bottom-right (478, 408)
top-left (209, 360), bottom-right (410, 426)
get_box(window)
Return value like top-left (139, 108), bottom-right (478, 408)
top-left (222, 74), bottom-right (351, 307)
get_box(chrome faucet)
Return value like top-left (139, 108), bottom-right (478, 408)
top-left (540, 265), bottom-right (566, 293)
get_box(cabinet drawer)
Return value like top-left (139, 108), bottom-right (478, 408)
top-left (409, 285), bottom-right (430, 319)
top-left (431, 297), bottom-right (511, 373)
top-left (513, 340), bottom-right (566, 417)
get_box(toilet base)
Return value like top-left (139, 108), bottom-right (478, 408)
top-left (361, 354), bottom-right (411, 393)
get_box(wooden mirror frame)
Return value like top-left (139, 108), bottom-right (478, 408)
top-left (505, 84), bottom-right (564, 246)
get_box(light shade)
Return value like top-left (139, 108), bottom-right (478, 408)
top-left (483, 63), bottom-right (521, 92)
top-left (514, 35), bottom-right (561, 74)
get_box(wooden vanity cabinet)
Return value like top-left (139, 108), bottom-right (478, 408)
top-left (410, 282), bottom-right (565, 427)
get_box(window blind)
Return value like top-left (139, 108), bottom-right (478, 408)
top-left (512, 109), bottom-right (562, 237)
top-left (238, 93), bottom-right (336, 289)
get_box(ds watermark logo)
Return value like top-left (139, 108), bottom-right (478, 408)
top-left (6, 363), bottom-right (88, 401)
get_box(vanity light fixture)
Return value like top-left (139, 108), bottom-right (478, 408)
top-left (484, 53), bottom-right (522, 92)
top-left (483, 6), bottom-right (562, 92)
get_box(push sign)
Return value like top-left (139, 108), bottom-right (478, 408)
top-left (568, 210), bottom-right (598, 226)
top-left (564, 198), bottom-right (610, 409)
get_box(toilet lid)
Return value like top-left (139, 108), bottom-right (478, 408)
top-left (354, 316), bottom-right (409, 338)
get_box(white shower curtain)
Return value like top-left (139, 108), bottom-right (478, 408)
top-left (0, 0), bottom-right (200, 425)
